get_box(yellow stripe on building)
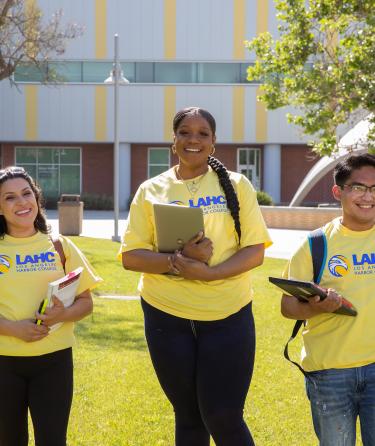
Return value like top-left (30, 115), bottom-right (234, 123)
top-left (233, 0), bottom-right (246, 60)
top-left (255, 87), bottom-right (267, 142)
top-left (255, 1), bottom-right (269, 142)
top-left (233, 87), bottom-right (245, 142)
top-left (164, 87), bottom-right (176, 141)
top-left (164, 0), bottom-right (176, 59)
top-left (25, 85), bottom-right (38, 140)
top-left (256, 0), bottom-right (268, 35)
top-left (95, 0), bottom-right (107, 59)
top-left (95, 86), bottom-right (107, 141)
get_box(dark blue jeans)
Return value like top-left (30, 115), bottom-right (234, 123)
top-left (141, 298), bottom-right (256, 446)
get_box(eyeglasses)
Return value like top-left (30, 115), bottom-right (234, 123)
top-left (341, 183), bottom-right (375, 197)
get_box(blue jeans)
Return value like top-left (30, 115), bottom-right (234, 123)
top-left (305, 362), bottom-right (375, 446)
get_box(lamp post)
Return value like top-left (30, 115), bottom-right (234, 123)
top-left (104, 33), bottom-right (129, 242)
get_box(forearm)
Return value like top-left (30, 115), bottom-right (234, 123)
top-left (0, 318), bottom-right (14, 336)
top-left (281, 295), bottom-right (322, 320)
top-left (61, 293), bottom-right (93, 323)
top-left (208, 244), bottom-right (265, 281)
top-left (122, 249), bottom-right (171, 274)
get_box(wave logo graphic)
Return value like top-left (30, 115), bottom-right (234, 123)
top-left (328, 255), bottom-right (350, 277)
top-left (169, 201), bottom-right (184, 205)
top-left (0, 255), bottom-right (12, 274)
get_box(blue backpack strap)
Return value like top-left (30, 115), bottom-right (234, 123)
top-left (284, 227), bottom-right (327, 377)
top-left (308, 228), bottom-right (327, 284)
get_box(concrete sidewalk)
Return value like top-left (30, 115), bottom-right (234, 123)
top-left (46, 209), bottom-right (307, 260)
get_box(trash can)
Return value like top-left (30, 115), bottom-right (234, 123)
top-left (58, 194), bottom-right (84, 236)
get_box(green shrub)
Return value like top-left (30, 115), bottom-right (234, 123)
top-left (257, 190), bottom-right (274, 205)
top-left (80, 193), bottom-right (113, 210)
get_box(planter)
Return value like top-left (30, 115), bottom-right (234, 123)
top-left (260, 206), bottom-right (341, 230)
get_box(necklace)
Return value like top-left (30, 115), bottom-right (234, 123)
top-left (175, 167), bottom-right (208, 198)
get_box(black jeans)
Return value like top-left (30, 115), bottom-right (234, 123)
top-left (0, 347), bottom-right (73, 446)
top-left (141, 298), bottom-right (256, 446)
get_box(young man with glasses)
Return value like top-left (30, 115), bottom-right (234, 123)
top-left (281, 153), bottom-right (375, 445)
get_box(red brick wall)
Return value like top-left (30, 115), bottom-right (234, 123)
top-left (1, 144), bottom-right (15, 167)
top-left (82, 144), bottom-right (113, 195)
top-left (131, 144), bottom-right (149, 194)
top-left (281, 145), bottom-right (334, 204)
top-left (0, 142), bottom-right (113, 196)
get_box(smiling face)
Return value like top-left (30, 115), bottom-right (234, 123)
top-left (0, 178), bottom-right (39, 237)
top-left (173, 113), bottom-right (216, 178)
top-left (332, 165), bottom-right (375, 231)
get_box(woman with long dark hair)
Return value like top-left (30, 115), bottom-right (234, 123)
top-left (0, 166), bottom-right (101, 446)
top-left (121, 107), bottom-right (271, 445)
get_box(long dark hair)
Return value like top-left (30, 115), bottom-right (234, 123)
top-left (173, 107), bottom-right (241, 241)
top-left (0, 166), bottom-right (49, 237)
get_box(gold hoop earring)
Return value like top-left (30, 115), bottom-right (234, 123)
top-left (171, 144), bottom-right (176, 154)
top-left (210, 145), bottom-right (216, 156)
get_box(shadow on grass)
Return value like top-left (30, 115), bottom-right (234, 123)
top-left (75, 314), bottom-right (147, 352)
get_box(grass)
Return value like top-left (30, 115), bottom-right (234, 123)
top-left (25, 238), bottom-right (357, 445)
top-left (68, 236), bottom-right (140, 296)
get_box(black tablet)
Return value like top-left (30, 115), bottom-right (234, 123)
top-left (269, 277), bottom-right (327, 299)
top-left (269, 276), bottom-right (357, 316)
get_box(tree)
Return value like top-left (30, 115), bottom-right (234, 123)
top-left (245, 0), bottom-right (374, 156)
top-left (0, 0), bottom-right (82, 82)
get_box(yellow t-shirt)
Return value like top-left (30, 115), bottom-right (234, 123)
top-left (0, 232), bottom-right (102, 356)
top-left (283, 217), bottom-right (375, 371)
top-left (120, 166), bottom-right (272, 320)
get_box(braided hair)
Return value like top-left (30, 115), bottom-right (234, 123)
top-left (173, 107), bottom-right (241, 242)
top-left (0, 166), bottom-right (49, 238)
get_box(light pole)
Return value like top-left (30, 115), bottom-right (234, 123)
top-left (104, 33), bottom-right (129, 242)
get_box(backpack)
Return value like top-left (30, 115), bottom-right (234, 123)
top-left (283, 228), bottom-right (327, 376)
top-left (51, 236), bottom-right (66, 272)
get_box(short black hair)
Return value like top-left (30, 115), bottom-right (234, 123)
top-left (334, 153), bottom-right (375, 186)
top-left (0, 166), bottom-right (49, 237)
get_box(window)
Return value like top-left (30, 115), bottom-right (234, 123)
top-left (16, 147), bottom-right (81, 204)
top-left (237, 148), bottom-right (261, 190)
top-left (148, 148), bottom-right (170, 178)
top-left (198, 63), bottom-right (241, 83)
top-left (14, 61), bottom-right (260, 84)
top-left (155, 62), bottom-right (196, 83)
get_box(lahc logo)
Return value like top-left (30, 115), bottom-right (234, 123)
top-left (189, 195), bottom-right (226, 208)
top-left (16, 252), bottom-right (56, 265)
top-left (0, 255), bottom-right (11, 274)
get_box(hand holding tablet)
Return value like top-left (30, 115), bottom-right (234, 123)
top-left (153, 203), bottom-right (204, 253)
top-left (269, 277), bottom-right (357, 316)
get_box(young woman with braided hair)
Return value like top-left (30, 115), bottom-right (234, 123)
top-left (121, 107), bottom-right (271, 445)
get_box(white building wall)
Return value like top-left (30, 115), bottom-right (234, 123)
top-left (108, 0), bottom-right (165, 60)
top-left (0, 83), bottom-right (27, 139)
top-left (0, 81), bottom-right (310, 145)
top-left (176, 0), bottom-right (234, 60)
top-left (37, 0), bottom-right (96, 59)
top-left (37, 85), bottom-right (95, 142)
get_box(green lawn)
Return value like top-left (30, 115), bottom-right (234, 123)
top-left (69, 236), bottom-right (140, 296)
top-left (25, 238), bottom-right (326, 444)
